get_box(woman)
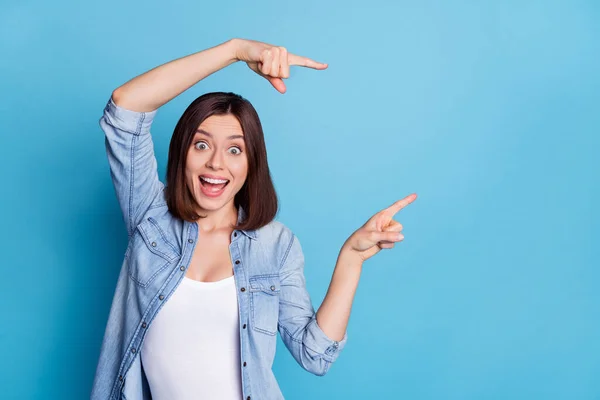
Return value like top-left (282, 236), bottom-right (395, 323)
top-left (90, 38), bottom-right (416, 400)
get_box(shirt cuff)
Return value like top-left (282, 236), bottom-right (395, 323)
top-left (103, 96), bottom-right (158, 136)
top-left (304, 314), bottom-right (348, 363)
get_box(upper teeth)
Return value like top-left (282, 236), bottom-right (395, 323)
top-left (201, 176), bottom-right (228, 184)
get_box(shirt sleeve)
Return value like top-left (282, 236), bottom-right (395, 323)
top-left (100, 96), bottom-right (165, 238)
top-left (277, 233), bottom-right (348, 376)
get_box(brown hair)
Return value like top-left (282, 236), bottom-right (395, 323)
top-left (165, 92), bottom-right (278, 231)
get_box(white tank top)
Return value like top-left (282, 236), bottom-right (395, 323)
top-left (140, 274), bottom-right (243, 400)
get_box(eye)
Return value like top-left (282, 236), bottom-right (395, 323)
top-left (229, 146), bottom-right (242, 155)
top-left (194, 141), bottom-right (208, 150)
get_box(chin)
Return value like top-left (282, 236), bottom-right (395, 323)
top-left (194, 195), bottom-right (226, 210)
top-left (194, 189), bottom-right (236, 211)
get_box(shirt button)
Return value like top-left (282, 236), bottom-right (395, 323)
top-left (142, 322), bottom-right (147, 328)
top-left (240, 287), bottom-right (246, 292)
top-left (151, 242), bottom-right (157, 247)
top-left (234, 232), bottom-right (238, 237)
top-left (270, 285), bottom-right (275, 291)
top-left (131, 348), bottom-right (136, 353)
top-left (235, 260), bottom-right (240, 264)
top-left (243, 324), bottom-right (246, 329)
top-left (188, 239), bottom-right (194, 243)
top-left (243, 361), bottom-right (247, 367)
top-left (180, 266), bottom-right (185, 271)
top-left (119, 375), bottom-right (123, 382)
top-left (159, 295), bottom-right (164, 300)
top-left (247, 396), bottom-right (251, 400)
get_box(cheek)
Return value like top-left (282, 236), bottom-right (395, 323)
top-left (230, 158), bottom-right (249, 178)
top-left (227, 157), bottom-right (248, 171)
top-left (185, 153), bottom-right (204, 172)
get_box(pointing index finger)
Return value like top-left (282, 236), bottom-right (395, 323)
top-left (288, 53), bottom-right (328, 69)
top-left (386, 193), bottom-right (417, 215)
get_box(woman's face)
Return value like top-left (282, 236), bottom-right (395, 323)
top-left (185, 114), bottom-right (248, 213)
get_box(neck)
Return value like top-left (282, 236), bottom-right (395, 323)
top-left (195, 203), bottom-right (238, 234)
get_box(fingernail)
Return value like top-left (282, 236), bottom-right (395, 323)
top-left (397, 233), bottom-right (404, 240)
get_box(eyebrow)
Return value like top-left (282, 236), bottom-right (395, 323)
top-left (195, 129), bottom-right (244, 140)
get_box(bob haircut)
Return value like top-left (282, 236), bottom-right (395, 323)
top-left (165, 92), bottom-right (278, 231)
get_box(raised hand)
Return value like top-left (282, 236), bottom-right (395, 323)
top-left (343, 193), bottom-right (418, 262)
top-left (233, 38), bottom-right (328, 93)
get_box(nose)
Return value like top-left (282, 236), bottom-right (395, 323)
top-left (206, 149), bottom-right (223, 170)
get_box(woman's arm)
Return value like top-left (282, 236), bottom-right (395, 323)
top-left (278, 234), bottom-right (349, 376)
top-left (314, 246), bottom-right (364, 342)
top-left (112, 39), bottom-right (239, 111)
top-left (316, 194), bottom-right (418, 341)
top-left (112, 38), bottom-right (328, 110)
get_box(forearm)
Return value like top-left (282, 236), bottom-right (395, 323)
top-left (112, 39), bottom-right (240, 112)
top-left (315, 244), bottom-right (363, 342)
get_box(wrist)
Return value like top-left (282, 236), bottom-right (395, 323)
top-left (227, 38), bottom-right (243, 62)
top-left (339, 243), bottom-right (364, 266)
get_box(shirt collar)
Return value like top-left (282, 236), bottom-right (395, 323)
top-left (237, 206), bottom-right (258, 240)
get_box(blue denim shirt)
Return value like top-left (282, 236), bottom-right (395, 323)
top-left (90, 97), bottom-right (348, 400)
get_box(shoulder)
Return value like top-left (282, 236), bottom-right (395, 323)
top-left (254, 219), bottom-right (300, 266)
top-left (256, 218), bottom-right (294, 244)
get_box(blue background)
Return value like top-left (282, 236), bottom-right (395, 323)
top-left (1, 0), bottom-right (598, 399)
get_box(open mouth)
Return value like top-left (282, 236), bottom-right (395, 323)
top-left (199, 176), bottom-right (230, 195)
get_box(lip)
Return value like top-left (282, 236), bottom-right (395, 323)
top-left (198, 176), bottom-right (229, 198)
top-left (199, 174), bottom-right (230, 181)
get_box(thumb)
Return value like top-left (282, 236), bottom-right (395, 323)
top-left (265, 75), bottom-right (286, 93)
top-left (247, 62), bottom-right (287, 93)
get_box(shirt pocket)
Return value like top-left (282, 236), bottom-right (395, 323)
top-left (249, 274), bottom-right (281, 336)
top-left (126, 216), bottom-right (180, 288)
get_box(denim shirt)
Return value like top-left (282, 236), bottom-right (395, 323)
top-left (90, 97), bottom-right (348, 400)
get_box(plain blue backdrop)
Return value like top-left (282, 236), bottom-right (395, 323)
top-left (1, 0), bottom-right (598, 399)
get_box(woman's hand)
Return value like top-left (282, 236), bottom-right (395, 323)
top-left (232, 38), bottom-right (328, 93)
top-left (343, 193), bottom-right (418, 262)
